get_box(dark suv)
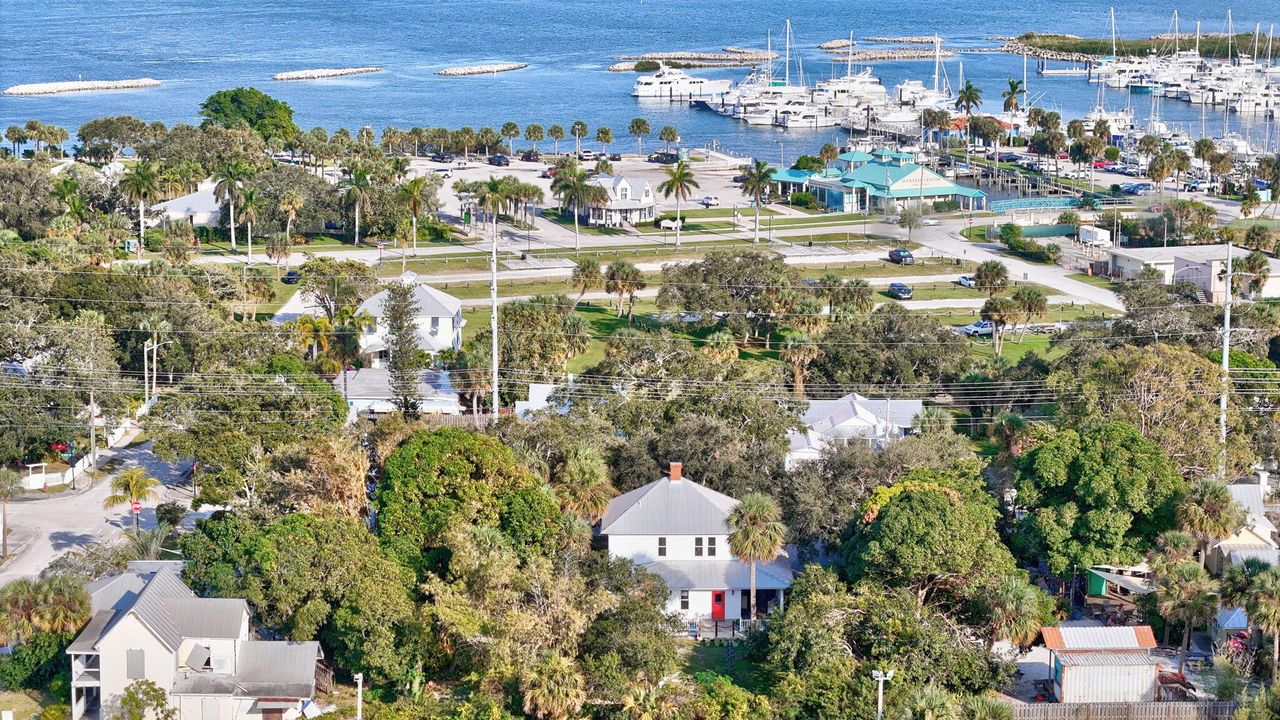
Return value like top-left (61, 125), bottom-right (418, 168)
top-left (521, 150), bottom-right (541, 162)
top-left (888, 248), bottom-right (915, 265)
top-left (488, 154), bottom-right (510, 166)
top-left (887, 282), bottom-right (913, 300)
top-left (430, 152), bottom-right (455, 163)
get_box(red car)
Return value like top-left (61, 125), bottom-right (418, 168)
top-left (540, 167), bottom-right (557, 178)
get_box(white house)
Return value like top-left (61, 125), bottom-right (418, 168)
top-left (69, 561), bottom-right (323, 720)
top-left (1108, 244), bottom-right (1280, 301)
top-left (332, 367), bottom-right (461, 421)
top-left (785, 392), bottom-right (924, 469)
top-left (599, 463), bottom-right (793, 625)
top-left (354, 280), bottom-right (465, 368)
top-left (148, 181), bottom-right (221, 228)
top-left (1207, 478), bottom-right (1279, 574)
top-left (579, 175), bottom-right (656, 228)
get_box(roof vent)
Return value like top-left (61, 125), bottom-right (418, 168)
top-left (669, 462), bottom-right (682, 482)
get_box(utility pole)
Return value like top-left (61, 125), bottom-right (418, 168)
top-left (489, 209), bottom-right (500, 425)
top-left (872, 670), bottom-right (894, 720)
top-left (354, 673), bottom-right (364, 720)
top-left (1219, 241), bottom-right (1233, 480)
top-left (143, 339), bottom-right (151, 405)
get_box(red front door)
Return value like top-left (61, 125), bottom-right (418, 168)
top-left (711, 591), bottom-right (726, 620)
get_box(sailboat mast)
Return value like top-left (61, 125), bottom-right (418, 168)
top-left (933, 34), bottom-right (941, 93)
top-left (1196, 21), bottom-right (1201, 56)
top-left (785, 19), bottom-right (791, 86)
top-left (1228, 10), bottom-right (1234, 64)
top-left (1174, 10), bottom-right (1180, 54)
top-left (766, 29), bottom-right (772, 83)
top-left (1110, 7), bottom-right (1118, 57)
top-left (847, 31), bottom-right (853, 77)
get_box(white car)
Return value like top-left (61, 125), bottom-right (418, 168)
top-left (960, 320), bottom-right (994, 337)
top-left (658, 218), bottom-right (683, 230)
top-left (957, 275), bottom-right (976, 289)
top-left (700, 195), bottom-right (721, 207)
top-left (922, 218), bottom-right (941, 226)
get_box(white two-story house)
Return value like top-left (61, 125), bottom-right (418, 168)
top-left (68, 561), bottom-right (324, 720)
top-left (599, 463), bottom-right (793, 623)
top-left (354, 279), bottom-right (465, 368)
top-left (580, 175), bottom-right (656, 228)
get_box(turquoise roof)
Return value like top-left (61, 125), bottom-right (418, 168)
top-left (809, 158), bottom-right (987, 201)
top-left (772, 168), bottom-right (814, 185)
top-left (844, 160), bottom-right (917, 187)
top-left (838, 150), bottom-right (875, 163)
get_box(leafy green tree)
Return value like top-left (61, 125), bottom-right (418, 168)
top-left (656, 251), bottom-right (793, 343)
top-left (728, 493), bottom-right (786, 619)
top-left (1014, 422), bottom-right (1185, 575)
top-left (102, 469), bottom-right (160, 533)
top-left (383, 283), bottom-right (424, 417)
top-left (115, 679), bottom-right (176, 720)
top-left (296, 255), bottom-right (378, 321)
top-left (199, 87), bottom-right (298, 142)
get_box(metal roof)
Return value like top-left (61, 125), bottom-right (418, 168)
top-left (1228, 548), bottom-right (1280, 566)
top-left (1217, 605), bottom-right (1249, 630)
top-left (356, 283), bottom-right (462, 322)
top-left (67, 610), bottom-right (115, 654)
top-left (641, 557), bottom-right (793, 591)
top-left (1042, 625), bottom-right (1157, 650)
top-left (1057, 652), bottom-right (1162, 667)
top-left (1228, 484), bottom-right (1279, 538)
top-left (600, 475), bottom-right (739, 536)
top-left (168, 598), bottom-right (247, 639)
top-left (171, 641), bottom-right (322, 699)
top-left (128, 569), bottom-right (197, 651)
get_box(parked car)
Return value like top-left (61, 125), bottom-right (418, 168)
top-left (922, 218), bottom-right (941, 226)
top-left (961, 320), bottom-right (994, 337)
top-left (521, 150), bottom-right (541, 162)
top-left (887, 282), bottom-right (913, 300)
top-left (997, 152), bottom-right (1021, 163)
top-left (430, 152), bottom-right (456, 163)
top-left (487, 154), bottom-right (510, 166)
top-left (888, 248), bottom-right (915, 265)
top-left (957, 275), bottom-right (976, 289)
top-left (700, 195), bottom-right (721, 207)
top-left (609, 153), bottom-right (622, 161)
top-left (540, 167), bottom-right (558, 179)
top-left (282, 270), bottom-right (301, 285)
top-left (732, 173), bottom-right (749, 184)
top-left (648, 152), bottom-right (678, 164)
top-left (578, 150), bottom-right (597, 161)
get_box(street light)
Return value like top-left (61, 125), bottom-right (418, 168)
top-left (872, 669), bottom-right (894, 720)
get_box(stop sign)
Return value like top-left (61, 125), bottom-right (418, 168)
top-left (131, 501), bottom-right (142, 513)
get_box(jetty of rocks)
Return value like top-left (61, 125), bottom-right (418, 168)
top-left (437, 63), bottom-right (528, 76)
top-left (4, 78), bottom-right (161, 96)
top-left (273, 67), bottom-right (382, 81)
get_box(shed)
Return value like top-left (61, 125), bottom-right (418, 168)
top-left (1052, 652), bottom-right (1163, 703)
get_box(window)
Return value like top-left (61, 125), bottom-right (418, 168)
top-left (657, 537), bottom-right (666, 557)
top-left (430, 317), bottom-right (440, 335)
top-left (695, 537), bottom-right (703, 557)
top-left (707, 537), bottom-right (717, 557)
top-left (126, 649), bottom-right (145, 679)
top-left (680, 590), bottom-right (689, 610)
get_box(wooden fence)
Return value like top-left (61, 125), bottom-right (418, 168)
top-left (1013, 702), bottom-right (1238, 720)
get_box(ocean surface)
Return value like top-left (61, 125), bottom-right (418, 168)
top-left (2, 1), bottom-right (1279, 160)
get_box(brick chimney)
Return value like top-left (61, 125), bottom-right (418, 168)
top-left (669, 462), bottom-right (683, 482)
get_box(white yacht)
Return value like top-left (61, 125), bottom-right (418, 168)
top-left (631, 66), bottom-right (733, 98)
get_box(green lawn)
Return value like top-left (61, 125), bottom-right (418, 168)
top-left (1067, 272), bottom-right (1120, 290)
top-left (640, 219), bottom-right (738, 234)
top-left (680, 640), bottom-right (771, 693)
top-left (663, 206), bottom-right (779, 219)
top-left (539, 210), bottom-right (630, 236)
top-left (877, 282), bottom-right (982, 302)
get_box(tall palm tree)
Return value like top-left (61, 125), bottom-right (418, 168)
top-left (212, 160), bottom-right (253, 252)
top-left (102, 468), bottom-right (161, 533)
top-left (120, 160), bottom-right (160, 257)
top-left (500, 121), bottom-right (521, 154)
top-left (628, 117), bottom-right (651, 154)
top-left (981, 296), bottom-right (1020, 356)
top-left (659, 126), bottom-right (680, 152)
top-left (1245, 566), bottom-right (1280, 680)
top-left (781, 334), bottom-right (820, 396)
top-left (983, 575), bottom-right (1046, 652)
top-left (521, 653), bottom-right (586, 720)
top-left (570, 120), bottom-right (589, 156)
top-left (547, 124), bottom-right (565, 156)
top-left (394, 220), bottom-right (414, 273)
top-left (1177, 479), bottom-right (1247, 568)
top-left (739, 159), bottom-right (775, 244)
top-left (551, 166), bottom-right (607, 251)
top-left (604, 261), bottom-right (647, 322)
top-left (524, 123), bottom-right (545, 152)
top-left (396, 176), bottom-right (432, 254)
top-left (571, 258), bottom-right (602, 305)
top-left (553, 446), bottom-right (615, 522)
top-left (1011, 286), bottom-right (1047, 341)
top-left (595, 126), bottom-right (613, 155)
top-left (1002, 78), bottom-right (1024, 113)
top-left (340, 166), bottom-right (374, 245)
top-left (239, 188), bottom-right (263, 264)
top-left (265, 232), bottom-right (292, 279)
top-left (726, 492), bottom-right (786, 620)
top-left (657, 161), bottom-right (699, 249)
top-left (296, 315), bottom-right (335, 359)
top-left (0, 470), bottom-right (23, 558)
top-left (973, 260), bottom-right (1010, 297)
top-left (1156, 563), bottom-right (1219, 672)
top-left (954, 80), bottom-right (983, 164)
top-left (844, 278), bottom-right (875, 315)
top-left (279, 190), bottom-right (304, 241)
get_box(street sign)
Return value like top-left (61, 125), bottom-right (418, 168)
top-left (131, 501), bottom-right (142, 513)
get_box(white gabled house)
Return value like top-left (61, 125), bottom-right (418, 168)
top-left (785, 392), bottom-right (924, 469)
top-left (69, 561), bottom-right (324, 720)
top-left (354, 279), bottom-right (465, 368)
top-left (599, 463), bottom-right (793, 624)
top-left (1208, 477), bottom-right (1279, 574)
top-left (579, 175), bottom-right (656, 228)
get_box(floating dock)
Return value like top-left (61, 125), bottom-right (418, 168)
top-left (3, 78), bottom-right (161, 96)
top-left (273, 67), bottom-right (382, 81)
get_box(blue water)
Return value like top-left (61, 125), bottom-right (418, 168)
top-left (2, 1), bottom-right (1279, 159)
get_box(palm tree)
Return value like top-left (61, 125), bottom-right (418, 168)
top-left (595, 126), bottom-right (614, 155)
top-left (120, 160), bottom-right (160, 257)
top-left (1244, 566), bottom-right (1280, 680)
top-left (394, 220), bottom-right (414, 273)
top-left (239, 188), bottom-right (263, 264)
top-left (838, 278), bottom-right (875, 316)
top-left (659, 125), bottom-right (680, 152)
top-left (521, 653), bottom-right (586, 720)
top-left (1177, 479), bottom-right (1247, 567)
top-left (781, 333), bottom-right (820, 396)
top-left (1002, 78), bottom-right (1024, 113)
top-left (0, 470), bottom-right (23, 558)
top-left (1011, 286), bottom-right (1047, 341)
top-left (396, 176), bottom-right (433, 254)
top-left (551, 166), bottom-right (607, 250)
top-left (102, 468), bottom-right (161, 533)
top-left (981, 296), bottom-right (1019, 356)
top-left (954, 80), bottom-right (983, 163)
top-left (727, 492), bottom-right (786, 620)
top-left (548, 124), bottom-right (565, 156)
top-left (964, 697), bottom-right (1012, 720)
top-left (974, 260), bottom-right (1010, 297)
top-left (279, 190), bottom-right (303, 241)
top-left (295, 315), bottom-right (334, 359)
top-left (212, 160), bottom-right (253, 252)
top-left (604, 261), bottom-right (645, 321)
top-left (901, 686), bottom-right (959, 720)
top-left (1157, 563), bottom-right (1219, 672)
top-left (570, 120), bottom-right (589, 156)
top-left (340, 166), bottom-right (374, 245)
top-left (739, 159), bottom-right (775, 244)
top-left (657, 161), bottom-right (699, 249)
top-left (124, 524), bottom-right (172, 561)
top-left (500, 122), bottom-right (521, 154)
top-left (524, 123), bottom-right (545, 152)
top-left (571, 258), bottom-right (602, 305)
top-left (553, 446), bottom-right (615, 522)
top-left (628, 117), bottom-right (651, 154)
top-left (32, 575), bottom-right (90, 633)
top-left (265, 232), bottom-right (292, 279)
top-left (983, 576), bottom-right (1046, 652)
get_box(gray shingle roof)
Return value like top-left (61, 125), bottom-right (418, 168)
top-left (600, 475), bottom-right (739, 535)
top-left (642, 557), bottom-right (793, 590)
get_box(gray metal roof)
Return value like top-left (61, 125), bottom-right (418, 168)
top-left (357, 283), bottom-right (462, 321)
top-left (600, 475), bottom-right (739, 536)
top-left (1228, 484), bottom-right (1279, 537)
top-left (1228, 548), bottom-right (1280, 566)
top-left (67, 610), bottom-right (115, 654)
top-left (1057, 652), bottom-right (1162, 667)
top-left (642, 558), bottom-right (793, 591)
top-left (129, 568), bottom-right (196, 650)
top-left (171, 641), bottom-right (322, 699)
top-left (168, 598), bottom-right (247, 639)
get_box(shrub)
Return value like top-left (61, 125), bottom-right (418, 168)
top-left (39, 705), bottom-right (69, 720)
top-left (1056, 211), bottom-right (1082, 227)
top-left (1104, 146), bottom-right (1121, 161)
top-left (634, 60), bottom-right (660, 72)
top-left (790, 191), bottom-right (816, 209)
top-left (142, 228), bottom-right (165, 252)
top-left (933, 200), bottom-right (959, 213)
top-left (0, 631), bottom-right (73, 691)
top-left (790, 155), bottom-right (825, 173)
top-left (155, 501), bottom-right (187, 529)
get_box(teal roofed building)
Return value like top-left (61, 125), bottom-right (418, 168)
top-left (804, 155), bottom-right (987, 214)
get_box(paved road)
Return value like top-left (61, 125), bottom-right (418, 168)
top-left (0, 438), bottom-right (194, 586)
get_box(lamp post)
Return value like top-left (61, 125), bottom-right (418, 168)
top-left (872, 669), bottom-right (894, 720)
top-left (354, 673), bottom-right (364, 720)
